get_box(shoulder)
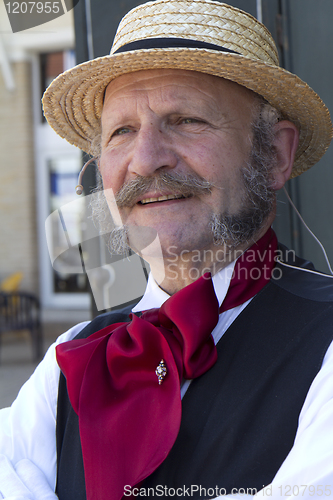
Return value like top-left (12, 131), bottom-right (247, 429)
top-left (272, 244), bottom-right (333, 303)
top-left (73, 302), bottom-right (137, 340)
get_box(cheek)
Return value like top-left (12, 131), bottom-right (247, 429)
top-left (186, 132), bottom-right (250, 181)
top-left (99, 150), bottom-right (126, 193)
top-left (184, 141), bottom-right (233, 185)
top-left (181, 141), bottom-right (221, 177)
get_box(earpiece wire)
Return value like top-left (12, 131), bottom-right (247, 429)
top-left (278, 186), bottom-right (333, 276)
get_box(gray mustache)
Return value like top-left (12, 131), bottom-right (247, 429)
top-left (115, 172), bottom-right (213, 208)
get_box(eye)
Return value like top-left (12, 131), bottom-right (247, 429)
top-left (112, 126), bottom-right (132, 136)
top-left (179, 117), bottom-right (208, 127)
top-left (181, 118), bottom-right (200, 124)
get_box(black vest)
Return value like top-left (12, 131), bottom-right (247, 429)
top-left (56, 249), bottom-right (333, 499)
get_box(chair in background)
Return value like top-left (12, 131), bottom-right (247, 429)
top-left (0, 273), bottom-right (42, 363)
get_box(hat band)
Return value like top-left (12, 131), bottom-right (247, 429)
top-left (113, 37), bottom-right (240, 55)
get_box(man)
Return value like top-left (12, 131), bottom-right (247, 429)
top-left (1, 1), bottom-right (333, 499)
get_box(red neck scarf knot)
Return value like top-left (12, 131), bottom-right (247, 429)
top-left (56, 272), bottom-right (219, 500)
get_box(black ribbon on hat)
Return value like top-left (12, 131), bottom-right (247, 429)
top-left (113, 37), bottom-right (240, 55)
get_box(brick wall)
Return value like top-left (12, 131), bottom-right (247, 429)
top-left (0, 61), bottom-right (39, 293)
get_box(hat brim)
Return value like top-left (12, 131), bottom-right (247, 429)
top-left (42, 47), bottom-right (333, 177)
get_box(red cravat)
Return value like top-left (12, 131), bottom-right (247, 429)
top-left (220, 228), bottom-right (277, 313)
top-left (56, 228), bottom-right (277, 500)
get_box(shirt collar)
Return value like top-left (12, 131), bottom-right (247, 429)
top-left (132, 260), bottom-right (237, 313)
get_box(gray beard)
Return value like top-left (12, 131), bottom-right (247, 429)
top-left (210, 160), bottom-right (275, 249)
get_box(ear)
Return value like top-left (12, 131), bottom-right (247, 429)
top-left (271, 120), bottom-right (299, 190)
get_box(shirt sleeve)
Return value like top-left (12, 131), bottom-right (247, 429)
top-left (219, 339), bottom-right (333, 499)
top-left (269, 338), bottom-right (333, 496)
top-left (0, 322), bottom-right (89, 491)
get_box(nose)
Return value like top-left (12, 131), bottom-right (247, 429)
top-left (128, 124), bottom-right (178, 177)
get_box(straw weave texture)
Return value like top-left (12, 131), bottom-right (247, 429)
top-left (42, 0), bottom-right (332, 177)
top-left (112, 0), bottom-right (279, 65)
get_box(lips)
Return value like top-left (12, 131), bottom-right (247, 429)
top-left (138, 194), bottom-right (187, 205)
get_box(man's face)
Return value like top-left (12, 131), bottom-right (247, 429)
top-left (99, 69), bottom-right (262, 256)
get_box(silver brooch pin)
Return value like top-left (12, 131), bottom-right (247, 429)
top-left (155, 359), bottom-right (167, 385)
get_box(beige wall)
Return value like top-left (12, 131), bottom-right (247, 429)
top-left (0, 5), bottom-right (75, 299)
top-left (0, 60), bottom-right (39, 293)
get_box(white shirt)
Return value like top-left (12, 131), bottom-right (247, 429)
top-left (1, 264), bottom-right (333, 499)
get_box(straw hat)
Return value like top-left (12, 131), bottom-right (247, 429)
top-left (42, 0), bottom-right (332, 178)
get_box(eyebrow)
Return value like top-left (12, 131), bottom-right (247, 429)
top-left (102, 85), bottom-right (230, 126)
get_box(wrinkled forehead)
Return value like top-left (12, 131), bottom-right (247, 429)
top-left (101, 68), bottom-right (259, 122)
